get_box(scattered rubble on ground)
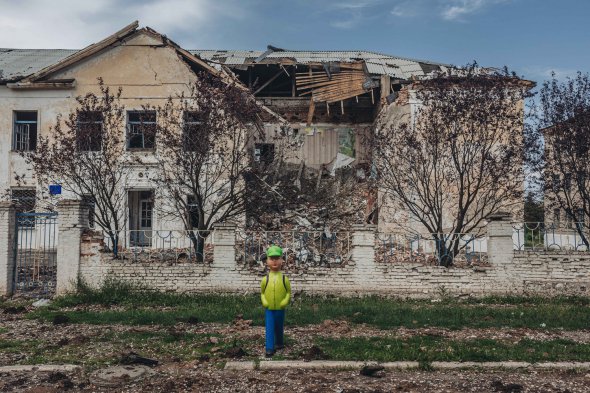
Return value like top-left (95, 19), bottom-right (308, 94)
top-left (32, 299), bottom-right (51, 308)
top-left (360, 364), bottom-right (385, 378)
top-left (3, 308), bottom-right (590, 391)
top-left (1, 367), bottom-right (589, 392)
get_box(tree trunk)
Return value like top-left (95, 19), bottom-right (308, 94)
top-left (434, 234), bottom-right (455, 267)
top-left (574, 223), bottom-right (590, 250)
top-left (188, 230), bottom-right (208, 263)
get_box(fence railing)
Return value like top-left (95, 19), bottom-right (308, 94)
top-left (375, 232), bottom-right (488, 266)
top-left (236, 230), bottom-right (352, 268)
top-left (14, 212), bottom-right (58, 295)
top-left (101, 229), bottom-right (214, 263)
top-left (513, 222), bottom-right (590, 252)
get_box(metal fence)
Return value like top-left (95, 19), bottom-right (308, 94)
top-left (101, 229), bottom-right (214, 263)
top-left (513, 222), bottom-right (590, 251)
top-left (14, 212), bottom-right (58, 295)
top-left (236, 230), bottom-right (352, 268)
top-left (375, 232), bottom-right (488, 266)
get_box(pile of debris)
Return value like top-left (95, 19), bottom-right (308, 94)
top-left (246, 162), bottom-right (375, 232)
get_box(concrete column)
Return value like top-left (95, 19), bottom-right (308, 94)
top-left (0, 202), bottom-right (16, 297)
top-left (487, 211), bottom-right (514, 265)
top-left (352, 224), bottom-right (377, 286)
top-left (56, 200), bottom-right (89, 295)
top-left (211, 222), bottom-right (242, 291)
top-left (213, 223), bottom-right (237, 267)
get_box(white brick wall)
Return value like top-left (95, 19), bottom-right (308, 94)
top-left (0, 207), bottom-right (571, 298)
top-left (56, 200), bottom-right (89, 295)
top-left (0, 202), bottom-right (16, 297)
top-left (77, 224), bottom-right (590, 298)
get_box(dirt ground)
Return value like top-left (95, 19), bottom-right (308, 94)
top-left (3, 309), bottom-right (590, 392)
top-left (1, 366), bottom-right (590, 392)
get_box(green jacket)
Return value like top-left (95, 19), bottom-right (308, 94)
top-left (260, 271), bottom-right (291, 310)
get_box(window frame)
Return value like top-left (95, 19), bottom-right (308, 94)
top-left (12, 111), bottom-right (38, 152)
top-left (182, 111), bottom-right (204, 152)
top-left (76, 111), bottom-right (104, 152)
top-left (126, 111), bottom-right (157, 150)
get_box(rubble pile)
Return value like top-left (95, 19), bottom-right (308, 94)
top-left (246, 163), bottom-right (373, 232)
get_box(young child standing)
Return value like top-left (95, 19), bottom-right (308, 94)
top-left (260, 245), bottom-right (291, 357)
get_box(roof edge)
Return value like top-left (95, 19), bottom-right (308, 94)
top-left (19, 21), bottom-right (139, 83)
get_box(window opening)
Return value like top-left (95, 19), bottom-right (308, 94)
top-left (77, 111), bottom-right (103, 151)
top-left (254, 143), bottom-right (275, 163)
top-left (183, 111), bottom-right (203, 152)
top-left (127, 111), bottom-right (156, 149)
top-left (12, 111), bottom-right (38, 151)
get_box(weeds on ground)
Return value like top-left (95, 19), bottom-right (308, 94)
top-left (316, 336), bottom-right (590, 363)
top-left (26, 279), bottom-right (590, 330)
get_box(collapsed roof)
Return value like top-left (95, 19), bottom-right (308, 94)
top-left (0, 39), bottom-right (450, 84)
top-left (195, 48), bottom-right (450, 80)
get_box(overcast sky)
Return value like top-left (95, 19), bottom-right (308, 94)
top-left (1, 0), bottom-right (588, 85)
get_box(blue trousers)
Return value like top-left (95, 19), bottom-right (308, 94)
top-left (265, 309), bottom-right (285, 351)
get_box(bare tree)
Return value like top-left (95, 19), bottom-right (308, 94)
top-left (536, 72), bottom-right (590, 248)
top-left (147, 73), bottom-right (263, 261)
top-left (21, 79), bottom-right (130, 253)
top-left (372, 68), bottom-right (531, 266)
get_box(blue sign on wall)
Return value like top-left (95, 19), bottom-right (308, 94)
top-left (49, 185), bottom-right (62, 195)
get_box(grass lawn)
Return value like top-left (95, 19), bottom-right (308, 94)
top-left (24, 280), bottom-right (590, 330)
top-left (3, 281), bottom-right (590, 366)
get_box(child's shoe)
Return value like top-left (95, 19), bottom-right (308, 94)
top-left (265, 350), bottom-right (275, 358)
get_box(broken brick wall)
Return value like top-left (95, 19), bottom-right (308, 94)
top-left (77, 226), bottom-right (590, 297)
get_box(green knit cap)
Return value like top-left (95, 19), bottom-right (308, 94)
top-left (266, 245), bottom-right (283, 257)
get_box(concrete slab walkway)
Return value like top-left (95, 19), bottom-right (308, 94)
top-left (224, 360), bottom-right (590, 371)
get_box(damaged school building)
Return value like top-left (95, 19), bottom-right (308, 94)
top-left (0, 21), bottom-right (451, 235)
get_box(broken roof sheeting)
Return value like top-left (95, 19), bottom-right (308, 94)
top-left (191, 49), bottom-right (450, 79)
top-left (0, 47), bottom-right (449, 83)
top-left (0, 49), bottom-right (77, 81)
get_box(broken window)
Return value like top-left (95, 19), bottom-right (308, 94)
top-left (127, 111), bottom-right (156, 150)
top-left (254, 143), bottom-right (275, 164)
top-left (77, 111), bottom-right (103, 151)
top-left (183, 111), bottom-right (203, 152)
top-left (12, 111), bottom-right (38, 151)
top-left (81, 194), bottom-right (96, 228)
top-left (338, 128), bottom-right (355, 158)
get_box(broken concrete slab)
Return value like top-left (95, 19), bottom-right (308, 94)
top-left (224, 360), bottom-right (590, 371)
top-left (431, 362), bottom-right (530, 369)
top-left (0, 364), bottom-right (81, 373)
top-left (90, 365), bottom-right (155, 387)
top-left (533, 362), bottom-right (590, 370)
top-left (258, 360), bottom-right (363, 370)
top-left (381, 361), bottom-right (420, 369)
top-left (224, 361), bottom-right (255, 370)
